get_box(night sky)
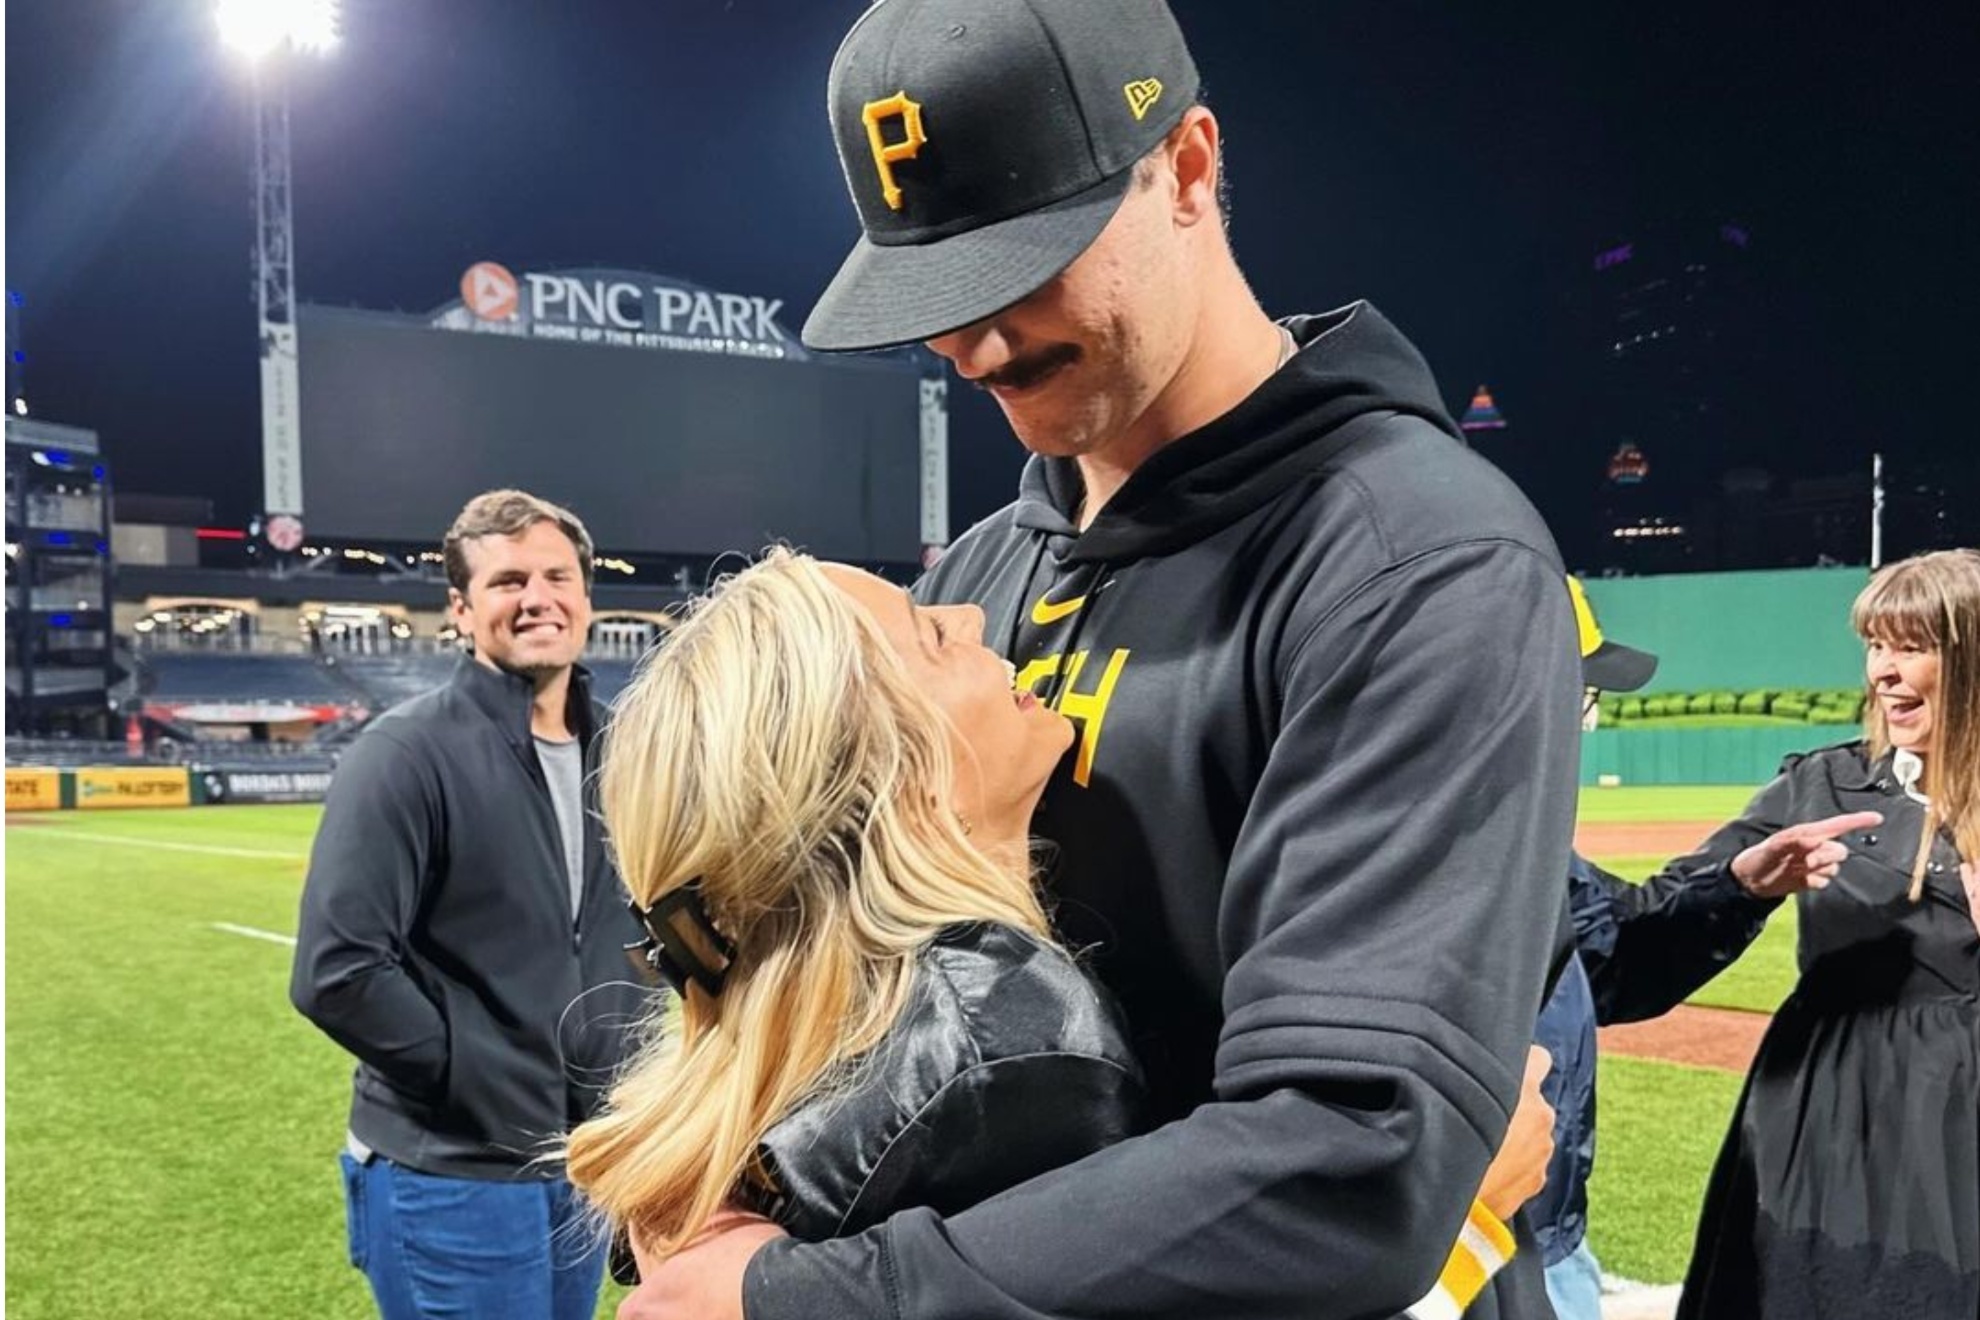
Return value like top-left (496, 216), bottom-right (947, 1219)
top-left (8, 1), bottom-right (1977, 562)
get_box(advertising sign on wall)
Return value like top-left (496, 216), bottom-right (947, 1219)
top-left (6, 768), bottom-right (62, 812)
top-left (199, 769), bottom-right (334, 805)
top-left (75, 767), bottom-right (192, 810)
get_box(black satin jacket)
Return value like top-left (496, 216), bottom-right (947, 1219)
top-left (750, 923), bottom-right (1146, 1241)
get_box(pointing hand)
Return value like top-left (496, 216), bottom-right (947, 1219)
top-left (1731, 811), bottom-right (1884, 899)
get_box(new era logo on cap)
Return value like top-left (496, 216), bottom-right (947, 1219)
top-left (804, 0), bottom-right (1200, 352)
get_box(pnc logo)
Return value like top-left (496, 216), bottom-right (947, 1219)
top-left (461, 261), bottom-right (520, 321)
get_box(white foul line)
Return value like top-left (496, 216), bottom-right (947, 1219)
top-left (17, 828), bottom-right (307, 861)
top-left (209, 922), bottom-right (298, 947)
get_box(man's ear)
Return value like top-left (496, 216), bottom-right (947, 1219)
top-left (1167, 106), bottom-right (1221, 227)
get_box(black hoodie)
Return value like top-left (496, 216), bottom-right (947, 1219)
top-left (744, 303), bottom-right (1580, 1318)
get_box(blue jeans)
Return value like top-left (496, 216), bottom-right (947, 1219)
top-left (1543, 1236), bottom-right (1604, 1320)
top-left (340, 1153), bottom-right (604, 1320)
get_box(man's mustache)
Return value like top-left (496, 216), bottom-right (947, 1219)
top-left (973, 343), bottom-right (1081, 393)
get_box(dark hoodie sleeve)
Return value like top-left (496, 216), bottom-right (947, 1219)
top-left (741, 540), bottom-right (1579, 1320)
top-left (289, 725), bottom-right (450, 1097)
top-left (1576, 784), bottom-right (1788, 1025)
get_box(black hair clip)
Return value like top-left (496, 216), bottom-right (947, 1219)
top-left (623, 882), bottom-right (736, 997)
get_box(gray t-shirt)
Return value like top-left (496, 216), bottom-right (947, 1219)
top-left (535, 735), bottom-right (585, 920)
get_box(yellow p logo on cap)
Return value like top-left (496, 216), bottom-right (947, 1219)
top-left (862, 92), bottom-right (927, 211)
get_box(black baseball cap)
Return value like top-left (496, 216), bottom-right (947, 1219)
top-left (1569, 577), bottom-right (1659, 692)
top-left (803, 0), bottom-right (1200, 353)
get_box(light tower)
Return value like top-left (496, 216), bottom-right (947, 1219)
top-left (216, 0), bottom-right (338, 545)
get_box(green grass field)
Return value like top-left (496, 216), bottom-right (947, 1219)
top-left (1574, 784), bottom-right (1755, 823)
top-left (7, 789), bottom-right (1794, 1311)
top-left (1585, 1057), bottom-right (1745, 1281)
top-left (2, 807), bottom-right (620, 1320)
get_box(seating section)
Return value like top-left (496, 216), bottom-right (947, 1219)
top-left (4, 735), bottom-right (337, 771)
top-left (4, 738), bottom-right (151, 767)
top-left (131, 650), bottom-right (643, 736)
top-left (332, 654), bottom-right (638, 711)
top-left (142, 652), bottom-right (349, 705)
top-left (331, 653), bottom-right (459, 713)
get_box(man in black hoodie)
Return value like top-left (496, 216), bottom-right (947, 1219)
top-left (621, 3), bottom-right (1580, 1317)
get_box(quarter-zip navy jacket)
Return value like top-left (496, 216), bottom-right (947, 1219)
top-left (291, 656), bottom-right (645, 1177)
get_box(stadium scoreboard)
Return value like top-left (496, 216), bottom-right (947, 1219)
top-left (293, 265), bottom-right (936, 562)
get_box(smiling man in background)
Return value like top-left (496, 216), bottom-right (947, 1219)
top-left (291, 488), bottom-right (642, 1320)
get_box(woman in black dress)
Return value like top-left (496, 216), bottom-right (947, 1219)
top-left (1595, 549), bottom-right (1980, 1318)
top-left (562, 549), bottom-right (1551, 1314)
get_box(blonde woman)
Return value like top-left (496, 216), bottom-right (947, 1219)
top-left (566, 550), bottom-right (1552, 1314)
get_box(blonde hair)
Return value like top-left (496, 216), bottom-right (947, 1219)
top-left (1851, 548), bottom-right (1980, 899)
top-left (564, 549), bottom-right (1051, 1253)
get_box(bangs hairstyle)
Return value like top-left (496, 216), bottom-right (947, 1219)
top-left (1850, 548), bottom-right (1980, 898)
top-left (564, 548), bottom-right (1050, 1255)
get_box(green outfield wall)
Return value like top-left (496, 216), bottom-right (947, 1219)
top-left (1579, 725), bottom-right (1850, 787)
top-left (1574, 566), bottom-right (1875, 785)
top-left (1580, 566), bottom-right (1869, 692)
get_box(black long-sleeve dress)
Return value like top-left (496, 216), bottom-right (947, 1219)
top-left (1579, 741), bottom-right (1978, 1318)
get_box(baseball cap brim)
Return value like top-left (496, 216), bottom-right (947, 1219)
top-left (1582, 640), bottom-right (1659, 693)
top-left (802, 166), bottom-right (1134, 353)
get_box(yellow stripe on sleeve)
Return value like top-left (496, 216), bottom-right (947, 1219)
top-left (1404, 1199), bottom-right (1517, 1320)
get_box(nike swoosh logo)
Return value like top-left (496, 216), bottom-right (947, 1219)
top-left (1030, 592), bottom-right (1088, 626)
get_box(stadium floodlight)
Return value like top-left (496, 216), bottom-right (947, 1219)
top-left (215, 0), bottom-right (340, 62)
top-left (217, 0), bottom-right (336, 550)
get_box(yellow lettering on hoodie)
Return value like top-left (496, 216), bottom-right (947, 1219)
top-left (1014, 655), bottom-right (1059, 694)
top-left (1014, 648), bottom-right (1131, 788)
